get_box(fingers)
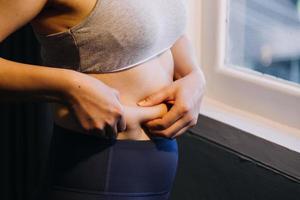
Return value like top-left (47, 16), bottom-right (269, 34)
top-left (171, 119), bottom-right (197, 138)
top-left (144, 102), bottom-right (185, 131)
top-left (112, 123), bottom-right (118, 137)
top-left (117, 114), bottom-right (127, 132)
top-left (80, 108), bottom-right (126, 138)
top-left (149, 114), bottom-right (197, 138)
top-left (148, 114), bottom-right (188, 138)
top-left (105, 110), bottom-right (126, 138)
top-left (137, 86), bottom-right (173, 107)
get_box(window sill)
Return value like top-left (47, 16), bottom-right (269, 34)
top-left (199, 96), bottom-right (300, 153)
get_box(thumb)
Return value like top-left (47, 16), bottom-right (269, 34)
top-left (137, 86), bottom-right (172, 106)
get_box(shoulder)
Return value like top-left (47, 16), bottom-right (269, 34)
top-left (0, 0), bottom-right (49, 42)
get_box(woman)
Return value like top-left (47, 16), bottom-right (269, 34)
top-left (0, 0), bottom-right (206, 199)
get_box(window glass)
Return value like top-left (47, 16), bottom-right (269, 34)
top-left (226, 0), bottom-right (300, 84)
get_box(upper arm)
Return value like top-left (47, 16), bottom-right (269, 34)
top-left (171, 34), bottom-right (200, 78)
top-left (0, 0), bottom-right (48, 42)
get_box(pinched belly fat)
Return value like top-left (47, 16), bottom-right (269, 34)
top-left (53, 49), bottom-right (175, 140)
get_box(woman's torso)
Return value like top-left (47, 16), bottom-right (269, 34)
top-left (30, 0), bottom-right (186, 140)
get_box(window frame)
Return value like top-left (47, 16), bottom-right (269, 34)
top-left (186, 0), bottom-right (300, 152)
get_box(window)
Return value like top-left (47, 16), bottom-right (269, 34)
top-left (226, 0), bottom-right (300, 84)
top-left (187, 0), bottom-right (300, 152)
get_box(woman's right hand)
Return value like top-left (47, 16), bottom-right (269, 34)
top-left (63, 72), bottom-right (126, 138)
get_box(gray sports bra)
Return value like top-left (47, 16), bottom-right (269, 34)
top-left (33, 0), bottom-right (188, 73)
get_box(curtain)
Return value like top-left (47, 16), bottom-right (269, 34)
top-left (0, 25), bottom-right (54, 200)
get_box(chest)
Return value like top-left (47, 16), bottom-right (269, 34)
top-left (32, 0), bottom-right (187, 37)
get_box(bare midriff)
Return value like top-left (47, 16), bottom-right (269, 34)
top-left (31, 0), bottom-right (175, 140)
top-left (53, 50), bottom-right (175, 140)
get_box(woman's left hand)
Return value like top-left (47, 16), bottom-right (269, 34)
top-left (137, 70), bottom-right (206, 139)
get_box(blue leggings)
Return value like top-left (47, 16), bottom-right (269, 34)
top-left (45, 123), bottom-right (178, 200)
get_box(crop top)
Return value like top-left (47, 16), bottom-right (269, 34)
top-left (33, 0), bottom-right (188, 73)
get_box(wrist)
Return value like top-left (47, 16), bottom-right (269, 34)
top-left (192, 68), bottom-right (206, 85)
top-left (189, 68), bottom-right (206, 89)
top-left (175, 68), bottom-right (207, 93)
top-left (59, 69), bottom-right (86, 104)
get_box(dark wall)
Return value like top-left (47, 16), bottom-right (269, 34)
top-left (0, 25), bottom-right (54, 200)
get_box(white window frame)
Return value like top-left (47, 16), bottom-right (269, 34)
top-left (186, 0), bottom-right (300, 152)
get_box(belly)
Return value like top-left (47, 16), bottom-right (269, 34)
top-left (53, 49), bottom-right (175, 140)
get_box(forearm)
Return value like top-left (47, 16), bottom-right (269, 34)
top-left (171, 34), bottom-right (205, 82)
top-left (0, 57), bottom-right (78, 104)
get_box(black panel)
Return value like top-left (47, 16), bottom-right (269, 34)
top-left (170, 115), bottom-right (300, 200)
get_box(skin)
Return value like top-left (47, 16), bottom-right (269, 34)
top-left (0, 0), bottom-right (206, 140)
